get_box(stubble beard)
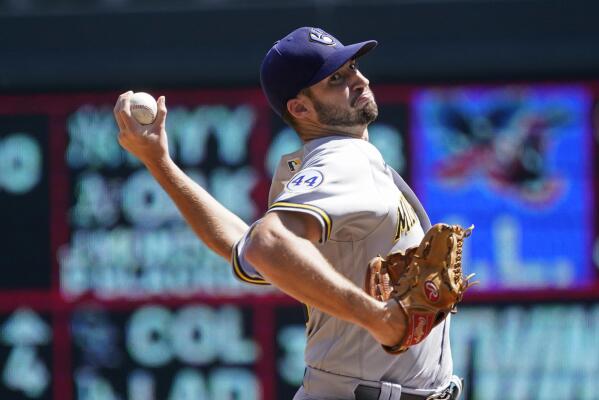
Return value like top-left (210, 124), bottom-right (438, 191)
top-left (311, 96), bottom-right (379, 127)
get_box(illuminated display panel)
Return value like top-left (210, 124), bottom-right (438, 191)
top-left (70, 304), bottom-right (258, 399)
top-left (412, 85), bottom-right (597, 296)
top-left (0, 310), bottom-right (53, 399)
top-left (0, 116), bottom-right (51, 290)
top-left (60, 93), bottom-right (278, 300)
top-left (451, 302), bottom-right (599, 400)
top-left (0, 83), bottom-right (597, 400)
top-left (274, 305), bottom-right (306, 400)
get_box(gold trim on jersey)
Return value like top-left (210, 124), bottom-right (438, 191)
top-left (303, 303), bottom-right (311, 326)
top-left (394, 194), bottom-right (418, 242)
top-left (231, 241), bottom-right (270, 285)
top-left (269, 201), bottom-right (332, 242)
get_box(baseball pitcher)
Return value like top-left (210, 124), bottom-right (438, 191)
top-left (114, 26), bottom-right (474, 400)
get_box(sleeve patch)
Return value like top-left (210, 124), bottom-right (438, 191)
top-left (287, 158), bottom-right (302, 172)
top-left (285, 168), bottom-right (324, 193)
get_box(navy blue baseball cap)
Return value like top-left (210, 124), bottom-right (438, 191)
top-left (260, 27), bottom-right (378, 117)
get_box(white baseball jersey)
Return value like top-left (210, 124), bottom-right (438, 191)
top-left (231, 135), bottom-right (453, 396)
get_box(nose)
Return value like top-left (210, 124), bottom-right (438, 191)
top-left (351, 70), bottom-right (370, 92)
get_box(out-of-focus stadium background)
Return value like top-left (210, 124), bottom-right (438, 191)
top-left (1, 1), bottom-right (599, 399)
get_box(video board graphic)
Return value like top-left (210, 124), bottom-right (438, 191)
top-left (58, 95), bottom-right (277, 300)
top-left (0, 309), bottom-right (53, 399)
top-left (274, 306), bottom-right (306, 400)
top-left (451, 303), bottom-right (599, 400)
top-left (0, 116), bottom-right (51, 290)
top-left (0, 83), bottom-right (598, 400)
top-left (413, 85), bottom-right (594, 291)
top-left (70, 304), bottom-right (259, 400)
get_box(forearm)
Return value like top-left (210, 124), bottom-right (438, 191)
top-left (145, 156), bottom-right (248, 259)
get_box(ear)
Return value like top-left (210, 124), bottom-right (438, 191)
top-left (286, 97), bottom-right (312, 121)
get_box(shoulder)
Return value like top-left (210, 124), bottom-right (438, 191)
top-left (279, 137), bottom-right (381, 201)
top-left (270, 137), bottom-right (390, 242)
top-left (268, 148), bottom-right (304, 205)
top-left (273, 148), bottom-right (304, 177)
top-left (302, 136), bottom-right (376, 169)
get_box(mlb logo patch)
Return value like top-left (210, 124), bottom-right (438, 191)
top-left (287, 158), bottom-right (302, 172)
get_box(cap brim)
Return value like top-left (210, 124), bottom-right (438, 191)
top-left (307, 40), bottom-right (378, 87)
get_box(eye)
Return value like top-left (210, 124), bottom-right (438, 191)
top-left (349, 61), bottom-right (358, 70)
top-left (329, 73), bottom-right (342, 83)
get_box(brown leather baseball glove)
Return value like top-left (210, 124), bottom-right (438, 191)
top-left (365, 223), bottom-right (476, 354)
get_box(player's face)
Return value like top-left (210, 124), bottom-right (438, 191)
top-left (305, 59), bottom-right (378, 127)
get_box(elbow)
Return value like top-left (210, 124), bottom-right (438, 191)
top-left (244, 216), bottom-right (282, 270)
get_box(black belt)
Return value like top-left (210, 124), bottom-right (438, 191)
top-left (354, 381), bottom-right (461, 400)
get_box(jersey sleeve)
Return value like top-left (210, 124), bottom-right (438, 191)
top-left (268, 140), bottom-right (385, 243)
top-left (230, 224), bottom-right (270, 286)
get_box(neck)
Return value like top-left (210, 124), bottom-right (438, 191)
top-left (297, 120), bottom-right (369, 143)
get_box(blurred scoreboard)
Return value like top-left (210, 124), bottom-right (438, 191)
top-left (0, 83), bottom-right (598, 400)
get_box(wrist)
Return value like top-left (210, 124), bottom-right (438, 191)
top-left (142, 152), bottom-right (173, 171)
top-left (364, 299), bottom-right (407, 347)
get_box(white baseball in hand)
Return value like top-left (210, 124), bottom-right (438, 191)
top-left (130, 92), bottom-right (157, 125)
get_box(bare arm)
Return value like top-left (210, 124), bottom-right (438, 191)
top-left (244, 211), bottom-right (407, 347)
top-left (143, 157), bottom-right (248, 259)
top-left (114, 91), bottom-right (247, 259)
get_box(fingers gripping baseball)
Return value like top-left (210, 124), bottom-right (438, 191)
top-left (155, 96), bottom-right (167, 130)
top-left (114, 91), bottom-right (169, 165)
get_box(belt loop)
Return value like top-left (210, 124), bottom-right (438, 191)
top-left (379, 382), bottom-right (402, 400)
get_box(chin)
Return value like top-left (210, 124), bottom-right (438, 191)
top-left (360, 100), bottom-right (379, 124)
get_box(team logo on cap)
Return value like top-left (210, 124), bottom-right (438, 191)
top-left (309, 28), bottom-right (335, 46)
